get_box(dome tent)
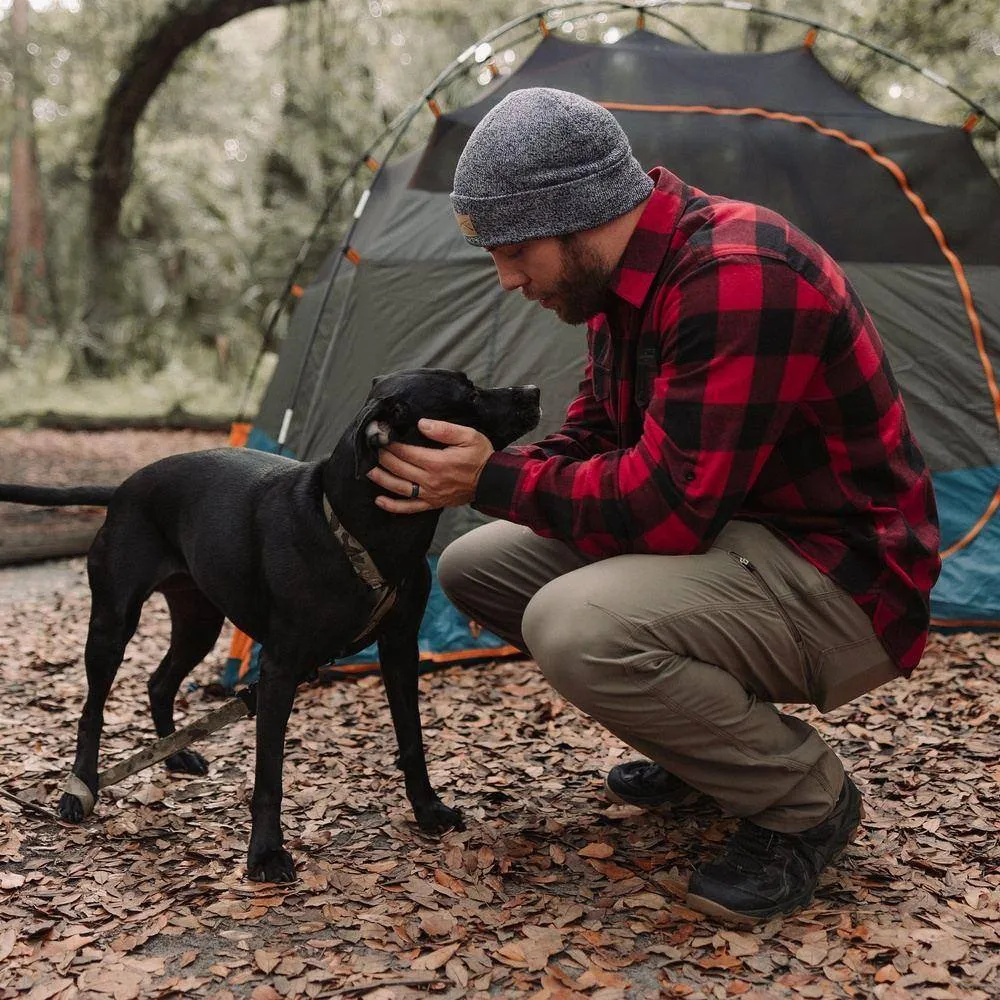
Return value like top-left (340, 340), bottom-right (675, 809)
top-left (225, 1), bottom-right (1000, 686)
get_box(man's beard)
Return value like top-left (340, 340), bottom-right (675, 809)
top-left (548, 235), bottom-right (616, 326)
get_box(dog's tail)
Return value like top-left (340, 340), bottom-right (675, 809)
top-left (0, 484), bottom-right (115, 507)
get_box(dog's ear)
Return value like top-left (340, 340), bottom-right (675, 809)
top-left (353, 396), bottom-right (409, 479)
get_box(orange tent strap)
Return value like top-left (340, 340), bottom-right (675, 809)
top-left (940, 484), bottom-right (1000, 559)
top-left (930, 616), bottom-right (1000, 629)
top-left (962, 112), bottom-right (980, 132)
top-left (427, 98), bottom-right (442, 118)
top-left (365, 155), bottom-right (380, 171)
top-left (227, 422), bottom-right (251, 448)
top-left (290, 283), bottom-right (304, 299)
top-left (345, 247), bottom-right (361, 265)
top-left (539, 17), bottom-right (549, 37)
top-left (419, 644), bottom-right (521, 665)
top-left (599, 101), bottom-right (1000, 432)
top-left (322, 645), bottom-right (524, 677)
top-left (227, 628), bottom-right (254, 680)
top-left (637, 11), bottom-right (646, 29)
top-left (804, 28), bottom-right (818, 48)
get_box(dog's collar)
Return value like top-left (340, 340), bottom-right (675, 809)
top-left (323, 494), bottom-right (397, 651)
top-left (322, 495), bottom-right (388, 592)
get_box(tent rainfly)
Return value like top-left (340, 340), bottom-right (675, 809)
top-left (223, 2), bottom-right (1000, 687)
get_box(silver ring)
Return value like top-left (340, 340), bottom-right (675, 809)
top-left (410, 482), bottom-right (420, 499)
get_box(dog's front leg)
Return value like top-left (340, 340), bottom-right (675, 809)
top-left (246, 652), bottom-right (298, 882)
top-left (377, 569), bottom-right (463, 835)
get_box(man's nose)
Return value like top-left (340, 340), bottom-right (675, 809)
top-left (493, 258), bottom-right (527, 293)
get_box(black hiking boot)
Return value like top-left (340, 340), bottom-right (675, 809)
top-left (686, 776), bottom-right (864, 925)
top-left (604, 759), bottom-right (704, 809)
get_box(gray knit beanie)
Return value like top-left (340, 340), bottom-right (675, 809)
top-left (450, 87), bottom-right (654, 248)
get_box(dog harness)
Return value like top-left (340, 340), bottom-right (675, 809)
top-left (322, 495), bottom-right (397, 646)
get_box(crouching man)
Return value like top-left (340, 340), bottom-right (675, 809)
top-left (367, 88), bottom-right (940, 924)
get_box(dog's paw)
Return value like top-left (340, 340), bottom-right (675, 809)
top-left (247, 849), bottom-right (297, 883)
top-left (165, 749), bottom-right (209, 775)
top-left (57, 792), bottom-right (89, 823)
top-left (415, 801), bottom-right (464, 836)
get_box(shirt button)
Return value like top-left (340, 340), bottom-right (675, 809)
top-left (683, 470), bottom-right (695, 482)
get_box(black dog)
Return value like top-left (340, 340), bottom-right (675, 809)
top-left (0, 369), bottom-right (540, 882)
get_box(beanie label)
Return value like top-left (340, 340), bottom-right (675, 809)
top-left (454, 211), bottom-right (478, 239)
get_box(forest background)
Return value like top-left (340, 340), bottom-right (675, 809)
top-left (1, 0), bottom-right (998, 424)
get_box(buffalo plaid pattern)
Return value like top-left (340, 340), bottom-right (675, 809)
top-left (474, 167), bottom-right (940, 672)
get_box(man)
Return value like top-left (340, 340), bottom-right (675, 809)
top-left (367, 87), bottom-right (940, 924)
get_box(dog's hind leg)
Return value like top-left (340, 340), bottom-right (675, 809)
top-left (149, 578), bottom-right (225, 776)
top-left (377, 562), bottom-right (464, 836)
top-left (58, 562), bottom-right (145, 822)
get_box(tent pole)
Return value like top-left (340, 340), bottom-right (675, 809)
top-left (294, 100), bottom-right (429, 453)
top-left (290, 4), bottom-right (629, 446)
top-left (236, 101), bottom-right (427, 427)
top-left (237, 167), bottom-right (364, 423)
top-left (641, 10), bottom-right (710, 50)
top-left (264, 2), bottom-right (674, 446)
top-left (637, 0), bottom-right (998, 130)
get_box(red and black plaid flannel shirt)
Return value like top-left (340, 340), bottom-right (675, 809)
top-left (474, 167), bottom-right (941, 673)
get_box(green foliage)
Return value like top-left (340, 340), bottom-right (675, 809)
top-left (0, 0), bottom-right (997, 396)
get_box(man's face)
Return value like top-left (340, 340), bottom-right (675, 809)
top-left (489, 233), bottom-right (615, 325)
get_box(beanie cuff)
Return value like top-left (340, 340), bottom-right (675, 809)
top-left (452, 156), bottom-right (654, 248)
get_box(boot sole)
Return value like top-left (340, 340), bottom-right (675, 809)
top-left (604, 777), bottom-right (702, 810)
top-left (685, 807), bottom-right (865, 926)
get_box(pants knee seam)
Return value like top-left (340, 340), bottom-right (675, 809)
top-left (585, 598), bottom-right (776, 639)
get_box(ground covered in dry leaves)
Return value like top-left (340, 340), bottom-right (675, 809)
top-left (0, 557), bottom-right (997, 1000)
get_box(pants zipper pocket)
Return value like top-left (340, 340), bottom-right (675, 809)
top-left (728, 551), bottom-right (807, 653)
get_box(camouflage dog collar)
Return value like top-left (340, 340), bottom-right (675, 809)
top-left (322, 494), bottom-right (397, 648)
top-left (322, 495), bottom-right (388, 592)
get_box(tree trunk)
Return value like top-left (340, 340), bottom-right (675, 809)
top-left (89, 0), bottom-right (315, 258)
top-left (81, 0), bottom-right (314, 373)
top-left (6, 0), bottom-right (48, 350)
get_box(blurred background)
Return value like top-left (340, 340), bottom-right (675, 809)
top-left (1, 0), bottom-right (998, 423)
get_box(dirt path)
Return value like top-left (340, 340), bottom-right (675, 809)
top-left (0, 429), bottom-right (227, 566)
top-left (0, 558), bottom-right (87, 602)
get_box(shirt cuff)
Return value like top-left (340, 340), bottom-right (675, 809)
top-left (473, 451), bottom-right (521, 518)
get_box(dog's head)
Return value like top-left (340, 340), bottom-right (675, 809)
top-left (353, 368), bottom-right (541, 478)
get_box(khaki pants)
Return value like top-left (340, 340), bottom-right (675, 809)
top-left (438, 518), bottom-right (901, 832)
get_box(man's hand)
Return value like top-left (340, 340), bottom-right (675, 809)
top-left (367, 418), bottom-right (494, 514)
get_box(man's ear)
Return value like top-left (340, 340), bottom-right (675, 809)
top-left (353, 397), bottom-right (408, 479)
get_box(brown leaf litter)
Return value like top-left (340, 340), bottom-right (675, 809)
top-left (1, 563), bottom-right (996, 999)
